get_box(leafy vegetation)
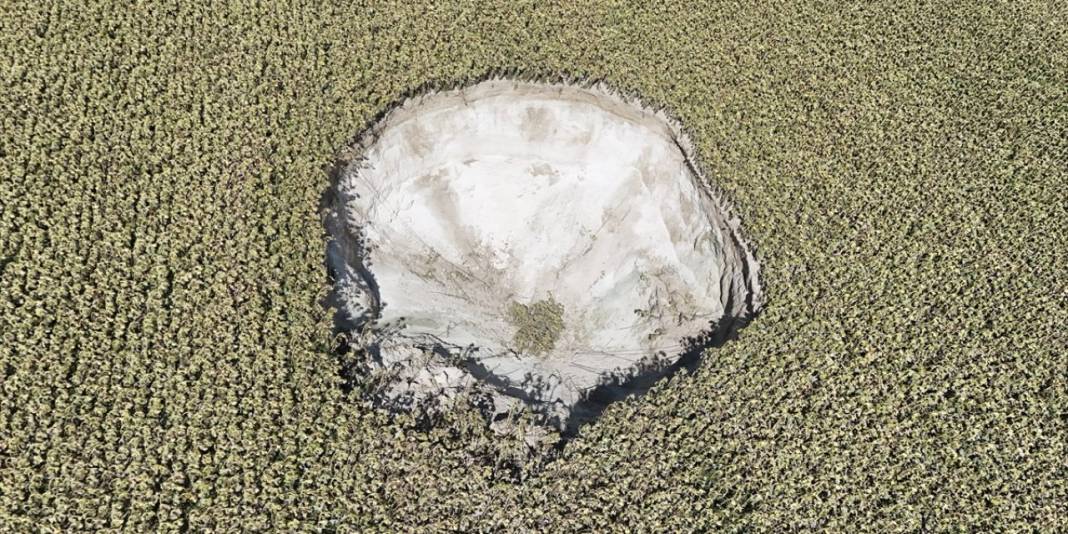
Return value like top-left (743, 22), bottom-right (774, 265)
top-left (507, 297), bottom-right (566, 356)
top-left (1, 0), bottom-right (1066, 531)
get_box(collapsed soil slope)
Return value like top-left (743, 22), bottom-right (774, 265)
top-left (326, 79), bottom-right (761, 430)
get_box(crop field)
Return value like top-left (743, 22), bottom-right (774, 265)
top-left (2, 0), bottom-right (1066, 531)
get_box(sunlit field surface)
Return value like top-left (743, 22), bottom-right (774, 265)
top-left (2, 1), bottom-right (1065, 530)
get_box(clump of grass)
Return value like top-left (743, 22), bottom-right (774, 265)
top-left (507, 296), bottom-right (565, 356)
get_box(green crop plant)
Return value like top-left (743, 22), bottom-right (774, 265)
top-left (507, 296), bottom-right (566, 356)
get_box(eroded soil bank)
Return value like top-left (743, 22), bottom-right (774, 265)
top-left (325, 78), bottom-right (762, 433)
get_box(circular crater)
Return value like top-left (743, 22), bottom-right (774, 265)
top-left (325, 78), bottom-right (762, 433)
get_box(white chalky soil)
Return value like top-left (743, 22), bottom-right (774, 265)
top-left (326, 79), bottom-right (761, 430)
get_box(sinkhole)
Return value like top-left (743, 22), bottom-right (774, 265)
top-left (324, 78), bottom-right (762, 435)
